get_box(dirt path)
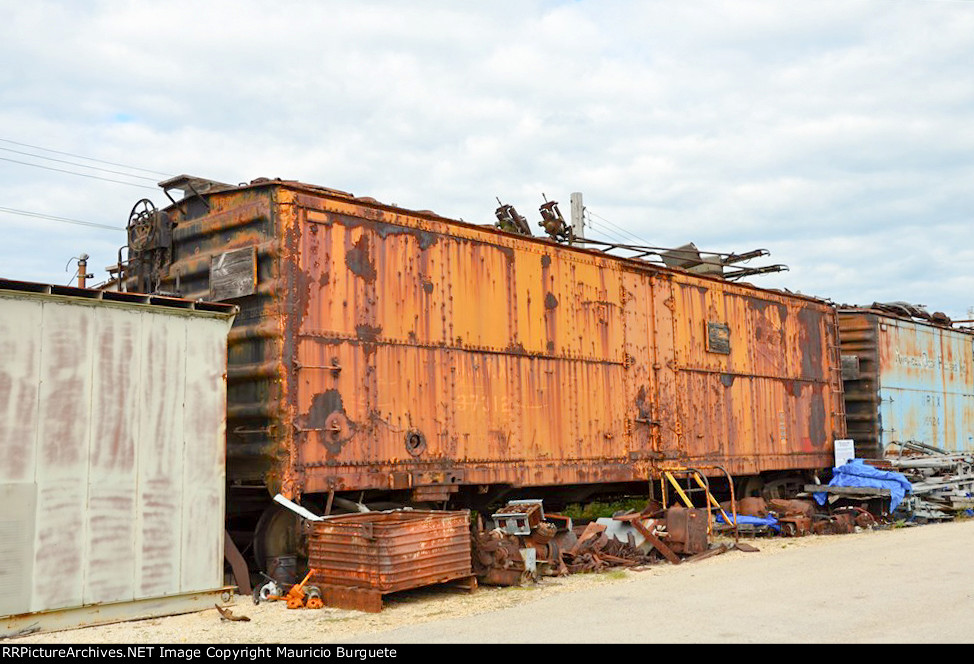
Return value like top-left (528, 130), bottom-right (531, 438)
top-left (15, 520), bottom-right (974, 644)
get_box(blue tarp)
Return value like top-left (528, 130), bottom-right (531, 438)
top-left (813, 459), bottom-right (912, 511)
top-left (715, 512), bottom-right (781, 533)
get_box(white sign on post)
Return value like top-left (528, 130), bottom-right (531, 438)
top-left (834, 439), bottom-right (856, 467)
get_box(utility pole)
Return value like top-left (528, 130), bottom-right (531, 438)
top-left (570, 192), bottom-right (584, 243)
top-left (76, 253), bottom-right (92, 288)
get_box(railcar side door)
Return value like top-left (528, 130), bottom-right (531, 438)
top-left (622, 270), bottom-right (659, 464)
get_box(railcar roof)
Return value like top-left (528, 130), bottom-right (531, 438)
top-left (156, 175), bottom-right (833, 308)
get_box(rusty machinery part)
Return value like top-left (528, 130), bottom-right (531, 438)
top-left (404, 429), bottom-right (427, 457)
top-left (473, 500), bottom-right (579, 584)
top-left (304, 586), bottom-right (324, 610)
top-left (127, 198), bottom-right (159, 252)
top-left (777, 515), bottom-right (812, 537)
top-left (767, 498), bottom-right (817, 520)
top-left (281, 569), bottom-right (318, 610)
top-left (560, 520), bottom-right (658, 573)
top-left (123, 197), bottom-right (173, 294)
top-left (530, 539), bottom-right (567, 577)
top-left (471, 530), bottom-right (535, 587)
top-left (252, 578), bottom-right (283, 605)
top-left (324, 412), bottom-right (351, 444)
top-left (812, 511), bottom-right (858, 535)
top-left (492, 499), bottom-right (544, 535)
top-left (833, 506), bottom-right (878, 529)
top-left (531, 520), bottom-right (558, 544)
top-left (494, 199), bottom-right (532, 236)
top-left (664, 506), bottom-right (709, 555)
top-left (266, 554), bottom-right (299, 587)
top-left (538, 196), bottom-right (571, 242)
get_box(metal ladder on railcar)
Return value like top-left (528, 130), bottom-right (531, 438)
top-left (825, 312), bottom-right (848, 445)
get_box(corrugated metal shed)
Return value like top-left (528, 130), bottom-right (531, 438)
top-left (0, 279), bottom-right (236, 636)
top-left (839, 307), bottom-right (974, 458)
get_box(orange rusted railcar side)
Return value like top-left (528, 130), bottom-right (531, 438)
top-left (139, 178), bottom-right (843, 504)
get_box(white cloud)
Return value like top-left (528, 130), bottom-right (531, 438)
top-left (1, 0), bottom-right (973, 316)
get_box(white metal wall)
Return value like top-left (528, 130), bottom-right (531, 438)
top-left (0, 291), bottom-right (234, 618)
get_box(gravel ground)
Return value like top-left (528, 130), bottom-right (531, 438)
top-left (13, 520), bottom-right (973, 644)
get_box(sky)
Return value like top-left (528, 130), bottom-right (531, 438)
top-left (1, 0), bottom-right (973, 317)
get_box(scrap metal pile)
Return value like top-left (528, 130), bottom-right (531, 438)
top-left (881, 441), bottom-right (974, 521)
top-left (722, 496), bottom-right (878, 536)
top-left (471, 499), bottom-right (739, 586)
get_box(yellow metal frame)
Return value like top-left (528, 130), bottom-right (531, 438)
top-left (659, 466), bottom-right (738, 540)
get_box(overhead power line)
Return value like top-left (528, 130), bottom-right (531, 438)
top-left (0, 137), bottom-right (172, 177)
top-left (587, 209), bottom-right (652, 246)
top-left (0, 156), bottom-right (158, 190)
top-left (0, 206), bottom-right (124, 231)
top-left (0, 146), bottom-right (159, 181)
top-left (585, 218), bottom-right (632, 245)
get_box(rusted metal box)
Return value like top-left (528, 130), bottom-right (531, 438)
top-left (307, 510), bottom-right (473, 612)
top-left (493, 499), bottom-right (544, 535)
top-left (839, 307), bottom-right (974, 458)
top-left (665, 506), bottom-right (709, 555)
top-left (0, 279), bottom-right (236, 637)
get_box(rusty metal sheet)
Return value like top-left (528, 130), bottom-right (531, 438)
top-left (318, 585), bottom-right (383, 613)
top-left (660, 275), bottom-right (842, 474)
top-left (308, 510), bottom-right (472, 600)
top-left (0, 282), bottom-right (235, 628)
top-left (152, 195), bottom-right (283, 492)
top-left (288, 190), bottom-right (839, 489)
top-left (839, 309), bottom-right (974, 457)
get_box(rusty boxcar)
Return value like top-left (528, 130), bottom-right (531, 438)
top-left (839, 305), bottom-right (974, 458)
top-left (118, 175), bottom-right (845, 559)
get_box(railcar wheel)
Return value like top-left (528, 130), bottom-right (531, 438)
top-left (738, 476), bottom-right (764, 498)
top-left (761, 475), bottom-right (806, 501)
top-left (253, 498), bottom-right (323, 578)
top-left (252, 496), bottom-right (367, 577)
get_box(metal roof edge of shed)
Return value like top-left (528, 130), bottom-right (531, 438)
top-left (0, 277), bottom-right (238, 319)
top-left (161, 176), bottom-right (834, 309)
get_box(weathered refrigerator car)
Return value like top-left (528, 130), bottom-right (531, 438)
top-left (0, 279), bottom-right (235, 636)
top-left (122, 176), bottom-right (845, 526)
top-left (839, 306), bottom-right (974, 458)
